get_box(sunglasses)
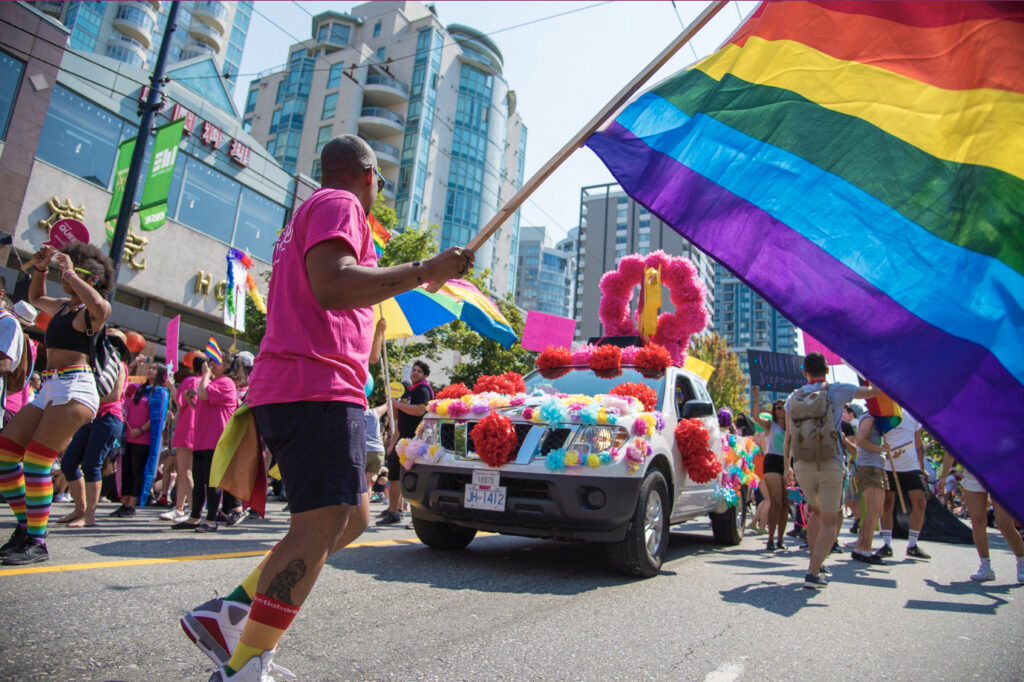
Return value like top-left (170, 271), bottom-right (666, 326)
top-left (364, 165), bottom-right (386, 194)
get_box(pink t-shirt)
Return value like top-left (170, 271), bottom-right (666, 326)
top-left (96, 362), bottom-right (128, 420)
top-left (171, 375), bottom-right (199, 449)
top-left (246, 188), bottom-right (376, 408)
top-left (3, 339), bottom-right (36, 415)
top-left (192, 376), bottom-right (238, 451)
top-left (123, 383), bottom-right (150, 445)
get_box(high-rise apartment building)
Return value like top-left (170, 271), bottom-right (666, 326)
top-left (514, 226), bottom-right (572, 318)
top-left (572, 183), bottom-right (716, 343)
top-left (242, 1), bottom-right (527, 296)
top-left (713, 263), bottom-right (798, 355)
top-left (34, 1), bottom-right (251, 95)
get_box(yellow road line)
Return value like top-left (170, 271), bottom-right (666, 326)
top-left (0, 537), bottom-right (421, 577)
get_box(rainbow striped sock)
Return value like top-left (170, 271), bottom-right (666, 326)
top-left (226, 592), bottom-right (298, 674)
top-left (0, 436), bottom-right (27, 528)
top-left (23, 441), bottom-right (59, 539)
top-left (225, 565), bottom-right (262, 606)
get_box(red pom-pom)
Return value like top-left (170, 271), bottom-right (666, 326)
top-left (536, 346), bottom-right (573, 371)
top-left (674, 418), bottom-right (721, 484)
top-left (472, 372), bottom-right (525, 395)
top-left (437, 383), bottom-right (471, 400)
top-left (635, 343), bottom-right (673, 372)
top-left (610, 382), bottom-right (658, 412)
top-left (470, 413), bottom-right (519, 468)
top-left (588, 344), bottom-right (622, 372)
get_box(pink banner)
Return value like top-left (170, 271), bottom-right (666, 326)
top-left (802, 330), bottom-right (843, 366)
top-left (165, 315), bottom-right (180, 373)
top-left (521, 311), bottom-right (576, 353)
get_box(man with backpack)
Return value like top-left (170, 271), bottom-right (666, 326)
top-left (784, 352), bottom-right (882, 588)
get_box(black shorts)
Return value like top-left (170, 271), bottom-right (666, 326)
top-left (763, 454), bottom-right (785, 476)
top-left (886, 470), bottom-right (925, 493)
top-left (252, 401), bottom-right (366, 513)
top-left (385, 445), bottom-right (402, 482)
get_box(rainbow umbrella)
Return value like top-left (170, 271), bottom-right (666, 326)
top-left (435, 278), bottom-right (517, 348)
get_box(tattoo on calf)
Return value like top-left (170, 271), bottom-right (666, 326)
top-left (265, 559), bottom-right (307, 604)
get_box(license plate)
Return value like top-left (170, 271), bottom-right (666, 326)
top-left (464, 484), bottom-right (506, 511)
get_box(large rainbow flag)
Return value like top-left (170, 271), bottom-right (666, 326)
top-left (369, 213), bottom-right (391, 259)
top-left (586, 2), bottom-right (1024, 519)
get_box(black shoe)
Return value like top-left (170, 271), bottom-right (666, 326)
top-left (109, 504), bottom-right (129, 517)
top-left (376, 511), bottom-right (402, 526)
top-left (876, 544), bottom-right (893, 557)
top-left (852, 551), bottom-right (885, 565)
top-left (247, 508), bottom-right (262, 519)
top-left (216, 511), bottom-right (231, 523)
top-left (170, 520), bottom-right (200, 530)
top-left (376, 509), bottom-right (391, 518)
top-left (776, 540), bottom-right (787, 551)
top-left (850, 520), bottom-right (860, 534)
top-left (0, 526), bottom-right (28, 558)
top-left (831, 542), bottom-right (843, 554)
top-left (766, 539), bottom-right (775, 551)
top-left (804, 572), bottom-right (828, 589)
top-left (786, 527), bottom-right (801, 537)
top-left (226, 510), bottom-right (246, 527)
top-left (195, 522), bottom-right (218, 533)
top-left (2, 537), bottom-right (48, 565)
top-left (906, 545), bottom-right (931, 560)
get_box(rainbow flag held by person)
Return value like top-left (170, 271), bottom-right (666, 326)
top-left (211, 405), bottom-right (266, 517)
top-left (586, 2), bottom-right (1024, 519)
top-left (435, 278), bottom-right (517, 348)
top-left (369, 213), bottom-right (391, 259)
top-left (204, 337), bottom-right (223, 365)
top-left (861, 378), bottom-right (903, 435)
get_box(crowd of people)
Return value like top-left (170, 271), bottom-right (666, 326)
top-left (0, 135), bottom-right (1020, 680)
top-left (732, 352), bottom-right (1024, 589)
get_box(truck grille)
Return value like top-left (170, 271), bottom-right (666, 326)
top-left (438, 422), bottom-right (565, 460)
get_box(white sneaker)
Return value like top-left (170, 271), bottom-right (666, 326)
top-left (160, 508), bottom-right (188, 521)
top-left (182, 597), bottom-right (251, 666)
top-left (207, 649), bottom-right (295, 682)
top-left (970, 565), bottom-right (995, 582)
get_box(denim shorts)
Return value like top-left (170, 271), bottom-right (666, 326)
top-left (252, 401), bottom-right (366, 513)
top-left (30, 366), bottom-right (99, 415)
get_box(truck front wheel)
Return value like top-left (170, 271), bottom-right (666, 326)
top-left (606, 469), bottom-right (670, 578)
top-left (411, 516), bottom-right (477, 550)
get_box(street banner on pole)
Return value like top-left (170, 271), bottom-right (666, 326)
top-left (165, 315), bottom-right (180, 373)
top-left (105, 139), bottom-right (136, 240)
top-left (138, 118), bottom-right (185, 231)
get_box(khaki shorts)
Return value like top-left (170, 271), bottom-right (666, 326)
top-left (794, 460), bottom-right (845, 513)
top-left (854, 465), bottom-right (889, 492)
top-left (365, 450), bottom-right (384, 475)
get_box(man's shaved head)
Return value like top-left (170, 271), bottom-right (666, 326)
top-left (321, 134), bottom-right (375, 186)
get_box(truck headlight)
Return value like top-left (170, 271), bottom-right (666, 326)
top-left (570, 426), bottom-right (628, 456)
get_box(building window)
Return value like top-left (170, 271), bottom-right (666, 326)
top-left (244, 88), bottom-right (258, 114)
top-left (177, 158), bottom-right (241, 244)
top-left (37, 85), bottom-right (124, 187)
top-left (373, 21), bottom-right (382, 38)
top-left (376, 47), bottom-right (386, 60)
top-left (311, 159), bottom-right (321, 182)
top-left (315, 125), bottom-right (333, 153)
top-left (0, 51), bottom-right (24, 140)
top-left (327, 62), bottom-right (344, 89)
top-left (275, 80), bottom-right (285, 103)
top-left (317, 22), bottom-right (351, 46)
top-left (321, 92), bottom-right (338, 119)
top-left (233, 187), bottom-right (286, 263)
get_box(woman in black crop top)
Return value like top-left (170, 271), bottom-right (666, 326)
top-left (0, 242), bottom-right (115, 566)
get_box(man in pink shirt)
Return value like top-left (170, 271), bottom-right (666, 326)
top-left (182, 135), bottom-right (472, 680)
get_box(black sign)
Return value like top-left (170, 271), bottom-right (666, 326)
top-left (746, 350), bottom-right (805, 392)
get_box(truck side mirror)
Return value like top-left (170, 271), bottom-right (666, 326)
top-left (682, 400), bottom-right (714, 419)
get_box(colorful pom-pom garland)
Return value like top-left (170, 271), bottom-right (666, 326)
top-left (470, 413), bottom-right (520, 468)
top-left (674, 418), bottom-right (721, 484)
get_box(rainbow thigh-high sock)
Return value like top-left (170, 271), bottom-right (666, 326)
top-left (0, 436), bottom-right (28, 529)
top-left (22, 442), bottom-right (60, 540)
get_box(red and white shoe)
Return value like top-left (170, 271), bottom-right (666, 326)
top-left (181, 597), bottom-right (250, 666)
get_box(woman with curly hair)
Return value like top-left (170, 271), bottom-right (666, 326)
top-left (0, 242), bottom-right (115, 564)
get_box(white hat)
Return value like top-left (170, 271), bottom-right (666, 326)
top-left (236, 350), bottom-right (255, 367)
top-left (13, 300), bottom-right (37, 325)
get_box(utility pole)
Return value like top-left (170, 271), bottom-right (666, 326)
top-left (107, 0), bottom-right (181, 297)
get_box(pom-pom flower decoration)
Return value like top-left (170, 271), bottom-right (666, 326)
top-left (635, 344), bottom-right (673, 373)
top-left (588, 344), bottom-right (623, 379)
top-left (473, 372), bottom-right (526, 395)
top-left (470, 413), bottom-right (519, 468)
top-left (437, 383), bottom-right (471, 400)
top-left (536, 346), bottom-right (573, 371)
top-left (610, 382), bottom-right (658, 412)
top-left (674, 418), bottom-right (721, 484)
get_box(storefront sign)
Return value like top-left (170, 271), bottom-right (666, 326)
top-left (228, 139), bottom-right (251, 167)
top-left (123, 231), bottom-right (148, 271)
top-left (138, 86), bottom-right (252, 168)
top-left (201, 121), bottom-right (224, 150)
top-left (139, 118), bottom-right (186, 232)
top-left (38, 197), bottom-right (85, 232)
top-left (171, 103), bottom-right (198, 135)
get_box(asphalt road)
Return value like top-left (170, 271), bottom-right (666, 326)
top-left (2, 498), bottom-right (1022, 681)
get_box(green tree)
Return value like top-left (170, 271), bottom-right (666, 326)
top-left (688, 332), bottom-right (746, 415)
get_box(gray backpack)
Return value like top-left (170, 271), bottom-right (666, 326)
top-left (788, 383), bottom-right (839, 464)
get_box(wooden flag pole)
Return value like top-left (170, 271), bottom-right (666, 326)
top-left (377, 304), bottom-right (397, 435)
top-left (426, 0), bottom-right (728, 293)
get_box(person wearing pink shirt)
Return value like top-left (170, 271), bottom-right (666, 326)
top-left (171, 353), bottom-right (241, 532)
top-left (160, 355), bottom-right (206, 523)
top-left (113, 363), bottom-right (170, 517)
top-left (181, 135), bottom-right (471, 679)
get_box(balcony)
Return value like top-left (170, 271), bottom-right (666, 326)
top-left (357, 107), bottom-right (404, 137)
top-left (193, 0), bottom-right (229, 34)
top-left (107, 34), bottom-right (148, 63)
top-left (367, 140), bottom-right (400, 167)
top-left (363, 73), bottom-right (410, 106)
top-left (113, 3), bottom-right (154, 48)
top-left (189, 21), bottom-right (224, 52)
top-left (181, 41), bottom-right (217, 61)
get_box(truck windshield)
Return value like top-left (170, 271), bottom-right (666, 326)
top-left (523, 367), bottom-right (665, 403)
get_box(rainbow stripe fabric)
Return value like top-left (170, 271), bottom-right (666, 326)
top-left (204, 337), bottom-right (223, 365)
top-left (437, 278), bottom-right (517, 348)
top-left (369, 213), bottom-right (391, 259)
top-left (586, 2), bottom-right (1024, 518)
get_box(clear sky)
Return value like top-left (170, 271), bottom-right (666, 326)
top-left (235, 0), bottom-right (758, 245)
